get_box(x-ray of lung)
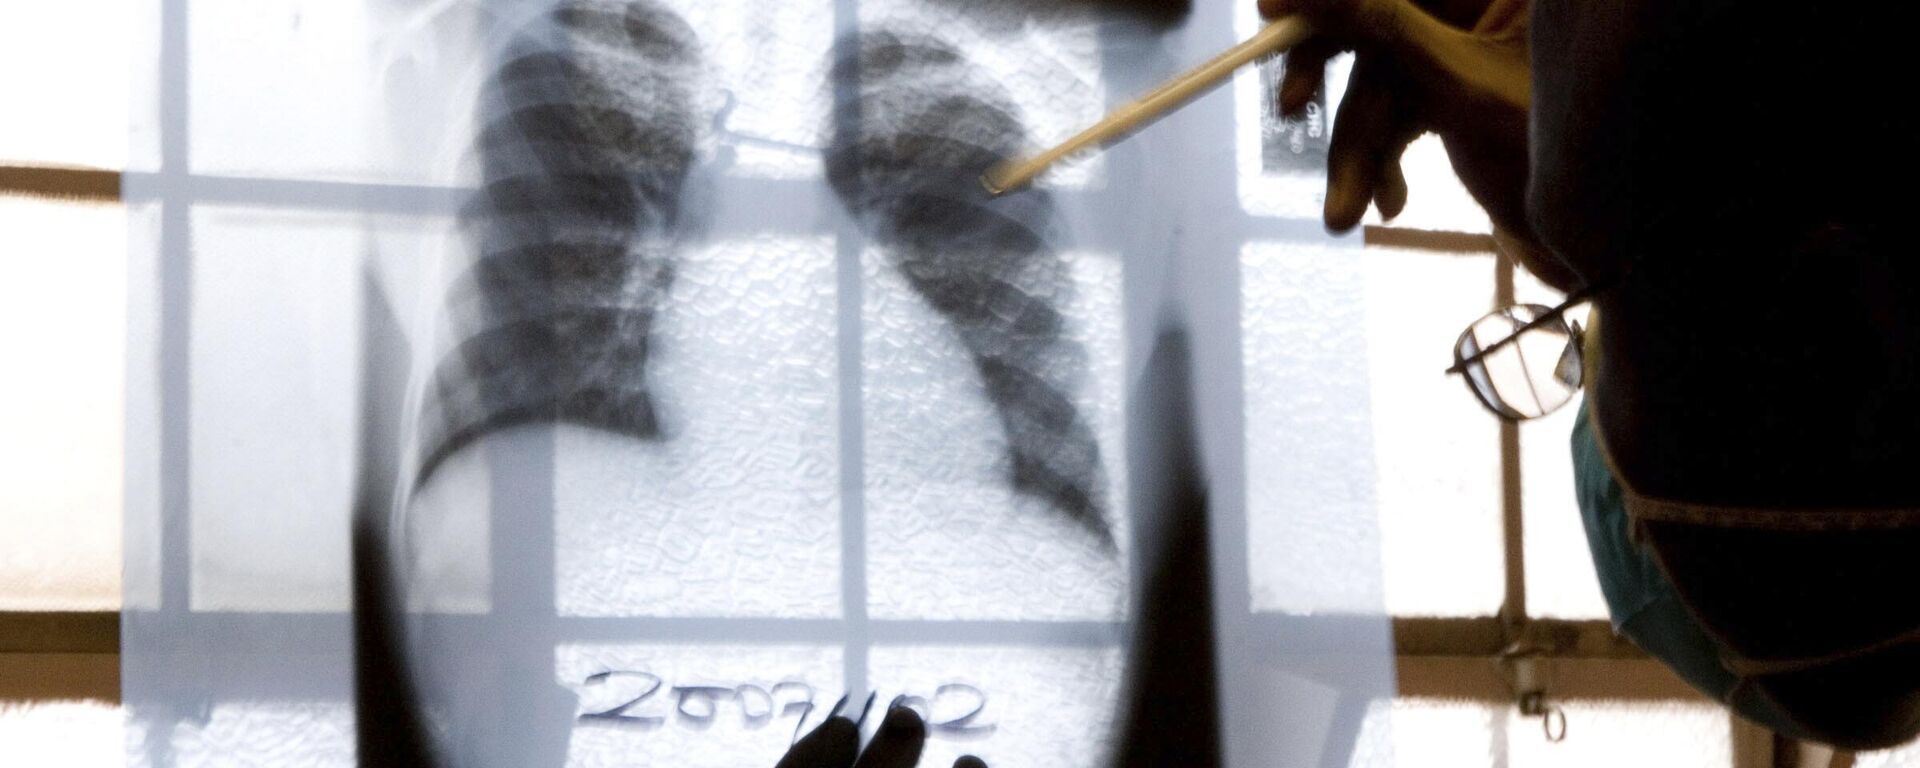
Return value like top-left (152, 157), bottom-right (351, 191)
top-left (825, 31), bottom-right (1112, 548)
top-left (415, 4), bottom-right (1114, 550)
top-left (119, 0), bottom-right (1403, 765)
top-left (417, 0), bottom-right (701, 484)
top-left (392, 2), bottom-right (1135, 763)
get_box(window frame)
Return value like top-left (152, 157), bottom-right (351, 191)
top-left (0, 1), bottom-right (1836, 764)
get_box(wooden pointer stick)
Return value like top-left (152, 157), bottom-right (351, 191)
top-left (981, 16), bottom-right (1313, 196)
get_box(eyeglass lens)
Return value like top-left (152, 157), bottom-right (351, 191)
top-left (1455, 305), bottom-right (1583, 420)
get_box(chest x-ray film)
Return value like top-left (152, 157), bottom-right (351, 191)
top-left (120, 0), bottom-right (1399, 765)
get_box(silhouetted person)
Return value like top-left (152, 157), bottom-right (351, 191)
top-left (1267, 0), bottom-right (1920, 749)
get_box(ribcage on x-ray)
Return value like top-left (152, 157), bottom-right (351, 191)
top-left (415, 3), bottom-right (1111, 549)
top-left (417, 0), bottom-right (701, 484)
top-left (826, 31), bottom-right (1113, 549)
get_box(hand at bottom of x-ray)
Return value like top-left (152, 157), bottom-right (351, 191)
top-left (775, 706), bottom-right (987, 768)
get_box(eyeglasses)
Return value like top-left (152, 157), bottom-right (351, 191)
top-left (1446, 286), bottom-right (1597, 421)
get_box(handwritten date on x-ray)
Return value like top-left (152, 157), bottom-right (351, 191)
top-left (577, 672), bottom-right (996, 742)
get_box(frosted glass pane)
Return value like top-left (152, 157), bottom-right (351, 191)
top-left (125, 202), bottom-right (164, 611)
top-left (1345, 697), bottom-right (1498, 767)
top-left (1360, 136), bottom-right (1493, 234)
top-left (188, 207), bottom-right (365, 611)
top-left (554, 237), bottom-right (841, 618)
top-left (556, 644), bottom-right (843, 768)
top-left (0, 701), bottom-right (124, 767)
top-left (1515, 272), bottom-right (1608, 619)
top-left (1244, 240), bottom-right (1502, 617)
top-left (184, 0), bottom-right (846, 185)
top-left (864, 248), bottom-right (1128, 621)
top-left (1233, 4), bottom-right (1348, 220)
top-left (858, 0), bottom-right (1107, 189)
top-left (1521, 399), bottom-right (1607, 619)
top-left (1233, 8), bottom-right (1489, 233)
top-left (185, 209), bottom-right (452, 613)
top-left (1509, 700), bottom-right (1729, 766)
top-left (1857, 739), bottom-right (1920, 768)
top-left (0, 0), bottom-right (147, 170)
top-left (869, 645), bottom-right (1125, 768)
top-left (1242, 240), bottom-right (1388, 614)
top-left (160, 701), bottom-right (355, 767)
top-left (189, 0), bottom-right (481, 183)
top-left (1346, 698), bottom-right (1730, 767)
top-left (0, 198), bottom-right (127, 610)
top-left (1361, 248), bottom-right (1502, 617)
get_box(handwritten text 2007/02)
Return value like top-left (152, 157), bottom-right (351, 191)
top-left (576, 671), bottom-right (996, 742)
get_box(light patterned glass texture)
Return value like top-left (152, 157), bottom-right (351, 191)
top-left (1243, 241), bottom-right (1502, 616)
top-left (159, 702), bottom-right (357, 767)
top-left (185, 207), bottom-right (453, 612)
top-left (186, 208), bottom-right (367, 612)
top-left (189, 0), bottom-right (475, 183)
top-left (1346, 697), bottom-right (1732, 767)
top-left (868, 645), bottom-right (1126, 768)
top-left (1360, 247), bottom-right (1503, 616)
top-left (1856, 738), bottom-right (1920, 768)
top-left (1242, 240), bottom-right (1386, 614)
top-left (0, 198), bottom-right (128, 610)
top-left (0, 701), bottom-right (125, 768)
top-left (863, 248), bottom-right (1127, 621)
top-left (0, 0), bottom-right (151, 171)
top-left (553, 237), bottom-right (842, 618)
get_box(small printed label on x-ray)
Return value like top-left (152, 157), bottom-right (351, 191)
top-left (1258, 54), bottom-right (1330, 175)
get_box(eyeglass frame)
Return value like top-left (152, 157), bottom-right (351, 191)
top-left (1446, 282), bottom-right (1604, 421)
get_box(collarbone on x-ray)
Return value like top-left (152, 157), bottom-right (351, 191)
top-left (416, 0), bottom-right (1113, 549)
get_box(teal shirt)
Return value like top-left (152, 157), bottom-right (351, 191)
top-left (1570, 402), bottom-right (1809, 737)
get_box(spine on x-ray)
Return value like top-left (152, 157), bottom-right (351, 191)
top-left (418, 0), bottom-right (700, 484)
top-left (826, 31), bottom-right (1115, 550)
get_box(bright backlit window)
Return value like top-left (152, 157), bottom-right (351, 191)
top-left (7, 1), bottom-right (1901, 767)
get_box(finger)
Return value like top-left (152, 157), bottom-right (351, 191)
top-left (851, 707), bottom-right (928, 768)
top-left (1373, 153), bottom-right (1408, 221)
top-left (852, 691), bottom-right (879, 730)
top-left (1278, 38), bottom-right (1338, 118)
top-left (954, 757), bottom-right (988, 768)
top-left (1371, 123), bottom-right (1421, 221)
top-left (777, 717), bottom-right (861, 768)
top-left (1323, 59), bottom-right (1399, 232)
